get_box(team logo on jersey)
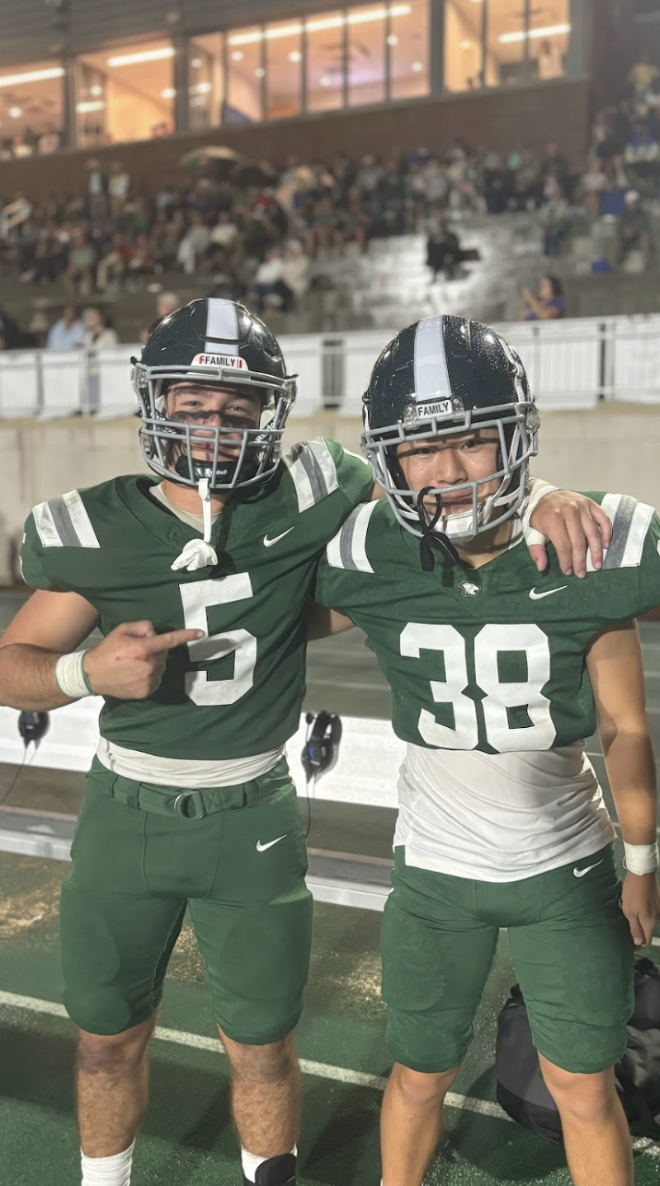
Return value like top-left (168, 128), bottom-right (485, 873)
top-left (460, 580), bottom-right (480, 597)
top-left (191, 353), bottom-right (248, 369)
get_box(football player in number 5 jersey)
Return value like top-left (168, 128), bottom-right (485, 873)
top-left (0, 301), bottom-right (616, 1186)
top-left (314, 315), bottom-right (660, 1186)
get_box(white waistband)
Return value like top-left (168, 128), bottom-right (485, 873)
top-left (96, 738), bottom-right (285, 787)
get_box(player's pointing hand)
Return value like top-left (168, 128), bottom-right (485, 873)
top-left (83, 620), bottom-right (205, 700)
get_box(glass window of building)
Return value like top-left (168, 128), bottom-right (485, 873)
top-left (0, 61), bottom-right (64, 158)
top-left (188, 34), bottom-right (224, 130)
top-left (485, 0), bottom-right (526, 87)
top-left (529, 0), bottom-right (570, 81)
top-left (390, 0), bottom-right (429, 100)
top-left (76, 41), bottom-right (175, 146)
top-left (443, 0), bottom-right (484, 93)
top-left (348, 5), bottom-right (386, 106)
top-left (306, 10), bottom-right (345, 113)
top-left (76, 62), bottom-right (107, 149)
top-left (226, 27), bottom-right (264, 123)
top-left (266, 20), bottom-right (303, 119)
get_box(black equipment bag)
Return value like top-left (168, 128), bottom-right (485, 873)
top-left (495, 957), bottom-right (660, 1144)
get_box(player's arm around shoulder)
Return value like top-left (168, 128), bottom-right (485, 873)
top-left (523, 479), bottom-right (613, 578)
top-left (586, 621), bottom-right (660, 947)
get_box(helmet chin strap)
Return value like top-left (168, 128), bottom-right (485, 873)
top-left (417, 488), bottom-right (461, 572)
top-left (170, 478), bottom-right (219, 572)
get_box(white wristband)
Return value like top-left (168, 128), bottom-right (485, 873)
top-left (54, 650), bottom-right (93, 700)
top-left (521, 478), bottom-right (559, 547)
top-left (623, 842), bottom-right (659, 875)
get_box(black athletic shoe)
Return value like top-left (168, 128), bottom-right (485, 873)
top-left (243, 1153), bottom-right (297, 1186)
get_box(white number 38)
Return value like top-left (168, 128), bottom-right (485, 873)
top-left (400, 623), bottom-right (556, 751)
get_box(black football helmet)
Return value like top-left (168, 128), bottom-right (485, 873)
top-left (362, 315), bottom-right (539, 551)
top-left (133, 298), bottom-right (296, 492)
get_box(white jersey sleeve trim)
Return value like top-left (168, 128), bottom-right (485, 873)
top-left (587, 493), bottom-right (655, 571)
top-left (326, 500), bottom-right (377, 572)
top-left (283, 438), bottom-right (338, 512)
top-left (32, 491), bottom-right (101, 549)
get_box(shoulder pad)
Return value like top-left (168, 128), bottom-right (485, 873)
top-left (326, 501), bottom-right (378, 573)
top-left (588, 494), bottom-right (655, 571)
top-left (31, 491), bottom-right (101, 549)
top-left (283, 438), bottom-right (339, 511)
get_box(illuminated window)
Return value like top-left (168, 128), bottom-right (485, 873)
top-left (485, 0), bottom-right (526, 87)
top-left (266, 20), bottom-right (303, 119)
top-left (0, 61), bottom-right (64, 155)
top-left (348, 6), bottom-right (386, 107)
top-left (529, 0), bottom-right (570, 81)
top-left (390, 0), bottom-right (429, 100)
top-left (444, 0), bottom-right (483, 93)
top-left (188, 34), bottom-right (224, 130)
top-left (77, 40), bottom-right (175, 146)
top-left (226, 26), bottom-right (264, 123)
top-left (306, 10), bottom-right (345, 112)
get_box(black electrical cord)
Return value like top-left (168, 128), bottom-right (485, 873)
top-left (0, 747), bottom-right (34, 807)
top-left (300, 711), bottom-right (342, 839)
top-left (0, 710), bottom-right (51, 808)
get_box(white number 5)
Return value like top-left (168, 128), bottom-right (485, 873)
top-left (180, 575), bottom-right (257, 706)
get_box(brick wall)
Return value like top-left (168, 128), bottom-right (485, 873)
top-left (0, 78), bottom-right (590, 202)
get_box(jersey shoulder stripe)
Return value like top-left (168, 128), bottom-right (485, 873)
top-left (586, 493), bottom-right (654, 572)
top-left (32, 490), bottom-right (101, 549)
top-left (283, 438), bottom-right (338, 511)
top-left (326, 500), bottom-right (378, 572)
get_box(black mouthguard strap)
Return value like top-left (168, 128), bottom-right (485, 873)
top-left (417, 487), bottom-right (461, 572)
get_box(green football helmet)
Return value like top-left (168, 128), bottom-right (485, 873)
top-left (362, 315), bottom-right (539, 557)
top-left (133, 298), bottom-right (296, 492)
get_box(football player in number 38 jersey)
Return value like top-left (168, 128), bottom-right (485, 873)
top-left (313, 315), bottom-right (660, 1186)
top-left (0, 301), bottom-right (614, 1186)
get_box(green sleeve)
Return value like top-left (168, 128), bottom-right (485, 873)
top-left (325, 439), bottom-right (374, 507)
top-left (635, 511), bottom-right (660, 618)
top-left (578, 492), bottom-right (660, 621)
top-left (312, 554), bottom-right (339, 609)
top-left (19, 511), bottom-right (59, 591)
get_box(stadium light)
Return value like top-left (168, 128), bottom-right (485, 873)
top-left (0, 67), bottom-right (64, 88)
top-left (229, 6), bottom-right (412, 46)
top-left (107, 47), bottom-right (175, 67)
top-left (498, 23), bottom-right (571, 43)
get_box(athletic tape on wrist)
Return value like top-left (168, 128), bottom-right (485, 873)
top-left (521, 478), bottom-right (558, 534)
top-left (623, 842), bottom-right (659, 876)
top-left (54, 650), bottom-right (93, 700)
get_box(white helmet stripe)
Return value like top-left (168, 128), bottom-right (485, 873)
top-left (205, 298), bottom-right (238, 354)
top-left (413, 316), bottom-right (452, 403)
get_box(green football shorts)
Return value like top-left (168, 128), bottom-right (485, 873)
top-left (60, 757), bottom-right (313, 1041)
top-left (382, 844), bottom-right (634, 1075)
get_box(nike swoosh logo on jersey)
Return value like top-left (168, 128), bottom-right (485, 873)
top-left (573, 859), bottom-right (604, 878)
top-left (256, 835), bottom-right (288, 852)
top-left (529, 586), bottom-right (567, 600)
top-left (263, 529), bottom-right (294, 547)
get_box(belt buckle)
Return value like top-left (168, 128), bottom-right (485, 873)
top-left (172, 790), bottom-right (207, 819)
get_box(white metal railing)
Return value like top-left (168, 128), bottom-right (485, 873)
top-left (2, 316), bottom-right (660, 420)
top-left (0, 196), bottom-right (31, 239)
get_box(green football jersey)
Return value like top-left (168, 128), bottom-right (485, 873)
top-left (314, 492), bottom-right (660, 754)
top-left (21, 439), bottom-right (372, 761)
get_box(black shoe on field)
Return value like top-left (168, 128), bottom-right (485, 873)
top-left (243, 1153), bottom-right (297, 1186)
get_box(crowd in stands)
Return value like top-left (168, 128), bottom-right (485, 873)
top-left (0, 139), bottom-right (606, 320)
top-left (1, 51), bottom-right (660, 347)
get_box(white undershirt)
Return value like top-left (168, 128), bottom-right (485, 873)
top-left (96, 738), bottom-right (285, 787)
top-left (394, 742), bottom-right (615, 882)
top-left (149, 481), bottom-right (222, 532)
